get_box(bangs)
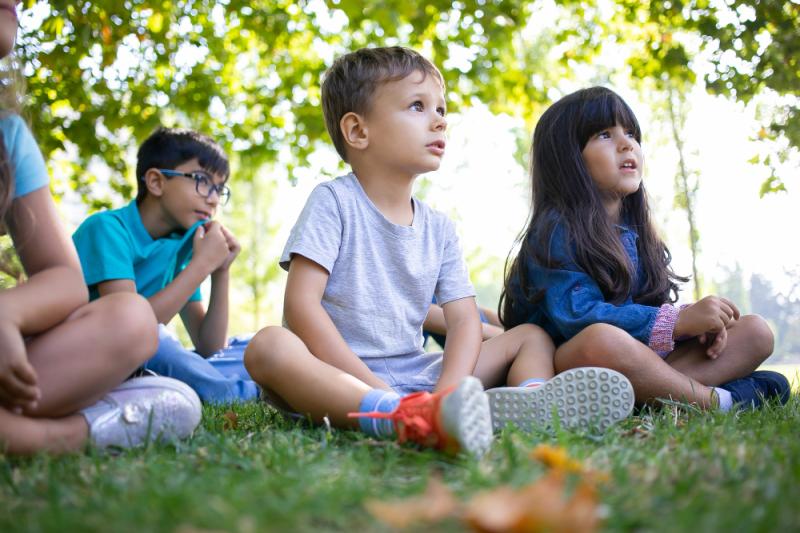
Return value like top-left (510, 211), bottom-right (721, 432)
top-left (196, 150), bottom-right (230, 180)
top-left (576, 88), bottom-right (641, 149)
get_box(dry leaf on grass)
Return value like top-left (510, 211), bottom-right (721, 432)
top-left (530, 444), bottom-right (584, 473)
top-left (366, 446), bottom-right (604, 532)
top-left (365, 477), bottom-right (458, 529)
top-left (222, 411), bottom-right (238, 431)
top-left (465, 471), bottom-right (600, 533)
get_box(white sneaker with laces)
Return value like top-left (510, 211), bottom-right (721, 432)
top-left (80, 376), bottom-right (202, 449)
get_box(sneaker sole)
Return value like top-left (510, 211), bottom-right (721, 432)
top-left (487, 367), bottom-right (634, 432)
top-left (439, 376), bottom-right (493, 457)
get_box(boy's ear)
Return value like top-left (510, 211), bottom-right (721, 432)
top-left (144, 168), bottom-right (167, 198)
top-left (340, 112), bottom-right (368, 152)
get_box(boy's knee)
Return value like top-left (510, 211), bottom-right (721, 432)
top-left (737, 314), bottom-right (774, 357)
top-left (244, 326), bottom-right (294, 379)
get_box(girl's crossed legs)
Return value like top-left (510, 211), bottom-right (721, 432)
top-left (554, 315), bottom-right (775, 408)
top-left (1, 293), bottom-right (157, 454)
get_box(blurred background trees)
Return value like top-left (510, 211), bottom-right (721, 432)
top-left (6, 0), bottom-right (798, 357)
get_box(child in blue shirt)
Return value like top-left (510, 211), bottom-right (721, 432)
top-left (73, 128), bottom-right (259, 403)
top-left (501, 87), bottom-right (790, 412)
top-left (244, 48), bottom-right (634, 457)
top-left (0, 9), bottom-right (200, 454)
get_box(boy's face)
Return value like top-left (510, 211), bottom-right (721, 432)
top-left (156, 158), bottom-right (228, 230)
top-left (357, 70), bottom-right (447, 176)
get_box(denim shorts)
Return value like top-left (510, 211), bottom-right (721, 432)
top-left (362, 350), bottom-right (443, 395)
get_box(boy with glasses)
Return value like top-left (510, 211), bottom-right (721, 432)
top-left (72, 127), bottom-right (259, 403)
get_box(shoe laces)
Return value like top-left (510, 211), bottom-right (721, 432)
top-left (349, 387), bottom-right (455, 449)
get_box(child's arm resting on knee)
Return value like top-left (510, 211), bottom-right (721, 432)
top-left (0, 188), bottom-right (88, 408)
top-left (674, 295), bottom-right (739, 358)
top-left (97, 221), bottom-right (233, 355)
top-left (436, 297), bottom-right (482, 392)
top-left (284, 254), bottom-right (392, 391)
top-left (540, 265), bottom-right (678, 353)
top-left (179, 223), bottom-right (240, 356)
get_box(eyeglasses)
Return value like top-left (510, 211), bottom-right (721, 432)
top-left (158, 169), bottom-right (231, 205)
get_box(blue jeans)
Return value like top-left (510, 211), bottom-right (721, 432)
top-left (143, 325), bottom-right (260, 404)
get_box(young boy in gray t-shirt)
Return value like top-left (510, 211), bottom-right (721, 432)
top-left (244, 47), bottom-right (634, 457)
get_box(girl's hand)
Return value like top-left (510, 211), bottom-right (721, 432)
top-left (0, 319), bottom-right (39, 410)
top-left (215, 224), bottom-right (241, 272)
top-left (675, 296), bottom-right (740, 340)
top-left (701, 324), bottom-right (729, 359)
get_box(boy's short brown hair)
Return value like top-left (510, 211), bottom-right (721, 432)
top-left (321, 46), bottom-right (444, 162)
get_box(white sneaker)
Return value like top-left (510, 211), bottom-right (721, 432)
top-left (487, 367), bottom-right (634, 432)
top-left (81, 376), bottom-right (202, 449)
top-left (439, 376), bottom-right (494, 457)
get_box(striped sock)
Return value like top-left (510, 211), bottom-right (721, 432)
top-left (358, 389), bottom-right (401, 438)
top-left (519, 378), bottom-right (546, 388)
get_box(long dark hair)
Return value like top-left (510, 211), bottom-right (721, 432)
top-left (500, 87), bottom-right (687, 329)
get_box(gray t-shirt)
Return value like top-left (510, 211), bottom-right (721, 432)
top-left (281, 173), bottom-right (475, 358)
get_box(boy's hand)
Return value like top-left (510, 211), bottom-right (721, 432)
top-left (675, 295), bottom-right (740, 357)
top-left (215, 224), bottom-right (241, 272)
top-left (0, 319), bottom-right (39, 411)
top-left (192, 221), bottom-right (230, 273)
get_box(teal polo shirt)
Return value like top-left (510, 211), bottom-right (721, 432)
top-left (72, 200), bottom-right (203, 302)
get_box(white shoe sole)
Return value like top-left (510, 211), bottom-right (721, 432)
top-left (88, 376), bottom-right (202, 449)
top-left (487, 367), bottom-right (634, 432)
top-left (439, 376), bottom-right (493, 457)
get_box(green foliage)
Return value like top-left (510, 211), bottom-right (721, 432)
top-left (16, 0), bottom-right (796, 206)
top-left (558, 0), bottom-right (798, 193)
top-left (16, 0), bottom-right (560, 209)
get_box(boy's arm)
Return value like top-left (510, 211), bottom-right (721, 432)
top-left (98, 220), bottom-right (230, 348)
top-left (285, 254), bottom-right (392, 391)
top-left (179, 269), bottom-right (230, 356)
top-left (179, 224), bottom-right (239, 356)
top-left (425, 303), bottom-right (504, 341)
top-left (436, 297), bottom-right (482, 392)
top-left (97, 259), bottom-right (209, 325)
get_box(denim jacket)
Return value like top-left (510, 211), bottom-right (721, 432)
top-left (510, 221), bottom-right (679, 353)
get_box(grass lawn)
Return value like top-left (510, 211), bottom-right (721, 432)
top-left (2, 386), bottom-right (799, 532)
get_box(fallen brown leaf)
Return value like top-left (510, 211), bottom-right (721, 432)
top-left (365, 477), bottom-right (458, 529)
top-left (530, 444), bottom-right (584, 473)
top-left (466, 471), bottom-right (600, 533)
top-left (222, 411), bottom-right (238, 431)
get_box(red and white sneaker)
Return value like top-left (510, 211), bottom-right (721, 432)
top-left (352, 376), bottom-right (493, 457)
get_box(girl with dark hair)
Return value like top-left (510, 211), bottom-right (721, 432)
top-left (0, 1), bottom-right (201, 454)
top-left (500, 86), bottom-right (789, 412)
